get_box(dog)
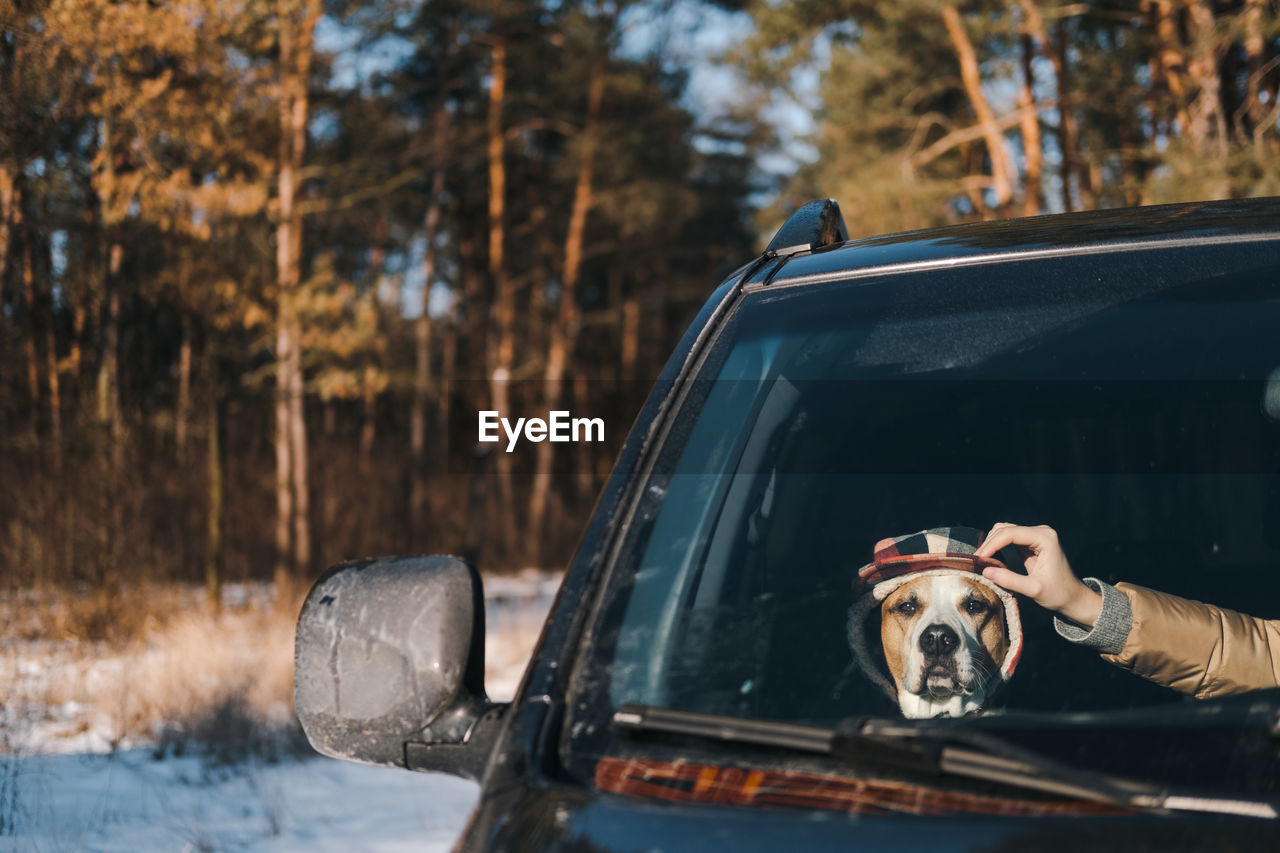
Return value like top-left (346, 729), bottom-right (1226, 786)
top-left (848, 527), bottom-right (1022, 719)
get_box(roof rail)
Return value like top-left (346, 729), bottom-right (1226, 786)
top-left (765, 199), bottom-right (849, 258)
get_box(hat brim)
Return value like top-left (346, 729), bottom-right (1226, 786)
top-left (857, 553), bottom-right (1005, 586)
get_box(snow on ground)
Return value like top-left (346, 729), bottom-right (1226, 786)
top-left (4, 750), bottom-right (479, 853)
top-left (1, 570), bottom-right (561, 852)
top-left (481, 569), bottom-right (562, 701)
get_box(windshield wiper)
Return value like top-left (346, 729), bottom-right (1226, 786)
top-left (611, 703), bottom-right (1279, 820)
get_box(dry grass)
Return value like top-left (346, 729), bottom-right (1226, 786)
top-left (2, 584), bottom-right (302, 759)
top-left (2, 582), bottom-right (193, 645)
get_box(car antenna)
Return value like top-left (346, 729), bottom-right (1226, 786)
top-left (765, 198), bottom-right (849, 258)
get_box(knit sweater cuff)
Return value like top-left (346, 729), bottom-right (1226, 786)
top-left (1053, 578), bottom-right (1132, 656)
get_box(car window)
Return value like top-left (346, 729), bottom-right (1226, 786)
top-left (566, 238), bottom-right (1280, 795)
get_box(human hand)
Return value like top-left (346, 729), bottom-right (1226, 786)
top-left (975, 523), bottom-right (1102, 627)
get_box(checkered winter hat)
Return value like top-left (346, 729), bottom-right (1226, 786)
top-left (848, 526), bottom-right (1024, 701)
top-left (856, 526), bottom-right (1006, 585)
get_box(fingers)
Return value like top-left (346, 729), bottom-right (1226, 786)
top-left (982, 564), bottom-right (1041, 599)
top-left (975, 522), bottom-right (1058, 557)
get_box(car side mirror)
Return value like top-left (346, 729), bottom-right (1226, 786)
top-left (294, 555), bottom-right (508, 781)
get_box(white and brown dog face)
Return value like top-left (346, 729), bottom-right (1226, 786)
top-left (879, 573), bottom-right (1010, 719)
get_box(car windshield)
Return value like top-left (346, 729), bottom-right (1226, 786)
top-left (566, 238), bottom-right (1280, 800)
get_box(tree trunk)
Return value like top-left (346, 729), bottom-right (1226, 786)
top-left (0, 164), bottom-right (12, 309)
top-left (360, 381), bottom-right (376, 465)
top-left (100, 247), bottom-right (123, 448)
top-left (1019, 0), bottom-right (1082, 211)
top-left (486, 38), bottom-right (517, 565)
top-left (274, 0), bottom-right (320, 593)
top-left (92, 102), bottom-right (124, 594)
top-left (529, 59), bottom-right (606, 554)
top-left (1153, 0), bottom-right (1191, 142)
top-left (942, 6), bottom-right (1014, 214)
top-left (273, 293), bottom-right (294, 595)
top-left (620, 295), bottom-right (639, 382)
top-left (20, 201), bottom-right (42, 441)
top-left (176, 309), bottom-right (192, 463)
top-left (411, 120), bottom-right (446, 523)
top-left (1184, 0), bottom-right (1229, 173)
top-left (440, 317), bottom-right (457, 436)
top-left (70, 280), bottom-right (86, 383)
top-left (460, 235), bottom-right (487, 385)
top-left (0, 32), bottom-right (15, 296)
top-left (288, 272), bottom-right (310, 579)
top-left (1241, 0), bottom-right (1276, 152)
top-left (1052, 20), bottom-right (1085, 210)
top-left (40, 234), bottom-right (61, 469)
top-left (205, 371), bottom-right (224, 615)
top-left (96, 244), bottom-right (123, 589)
top-left (1019, 33), bottom-right (1042, 216)
top-left (361, 230), bottom-right (387, 470)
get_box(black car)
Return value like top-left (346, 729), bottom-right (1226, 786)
top-left (294, 197), bottom-right (1280, 850)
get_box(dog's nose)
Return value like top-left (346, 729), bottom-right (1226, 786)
top-left (919, 624), bottom-right (958, 657)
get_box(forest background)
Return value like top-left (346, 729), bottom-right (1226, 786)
top-left (3, 0), bottom-right (1280, 628)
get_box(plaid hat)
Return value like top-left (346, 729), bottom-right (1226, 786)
top-left (857, 526), bottom-right (1006, 586)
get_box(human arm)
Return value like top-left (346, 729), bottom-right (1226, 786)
top-left (1103, 583), bottom-right (1280, 698)
top-left (976, 523), bottom-right (1280, 698)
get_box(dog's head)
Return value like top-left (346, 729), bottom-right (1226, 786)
top-left (878, 571), bottom-right (1010, 718)
top-left (848, 527), bottom-right (1022, 719)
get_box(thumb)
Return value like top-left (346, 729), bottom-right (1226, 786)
top-left (982, 565), bottom-right (1040, 599)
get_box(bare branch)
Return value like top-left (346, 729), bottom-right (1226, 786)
top-left (910, 106), bottom-right (1035, 169)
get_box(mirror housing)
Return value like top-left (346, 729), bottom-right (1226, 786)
top-left (294, 555), bottom-right (507, 780)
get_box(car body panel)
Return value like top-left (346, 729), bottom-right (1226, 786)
top-left (473, 782), bottom-right (1280, 852)
top-left (769, 197), bottom-right (1280, 290)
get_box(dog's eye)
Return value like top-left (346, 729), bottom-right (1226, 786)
top-left (893, 600), bottom-right (918, 616)
top-left (964, 598), bottom-right (988, 615)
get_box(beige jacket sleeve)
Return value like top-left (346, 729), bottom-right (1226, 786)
top-left (1103, 582), bottom-right (1280, 699)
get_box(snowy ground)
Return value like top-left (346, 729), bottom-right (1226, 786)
top-left (1, 570), bottom-right (561, 852)
top-left (3, 750), bottom-right (479, 852)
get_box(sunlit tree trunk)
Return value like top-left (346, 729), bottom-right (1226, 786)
top-left (18, 197), bottom-right (42, 441)
top-left (69, 282), bottom-right (86, 382)
top-left (274, 0), bottom-right (319, 592)
top-left (360, 239), bottom-right (386, 470)
top-left (176, 308), bottom-right (192, 463)
top-left (1153, 0), bottom-right (1191, 140)
top-left (94, 103), bottom-right (125, 590)
top-left (96, 243), bottom-right (123, 589)
top-left (273, 299), bottom-right (294, 593)
top-left (0, 164), bottom-right (12, 316)
top-left (943, 6), bottom-right (1014, 214)
top-left (486, 38), bottom-right (517, 564)
top-left (530, 58), bottom-right (605, 556)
